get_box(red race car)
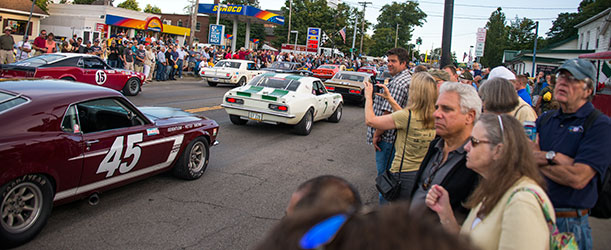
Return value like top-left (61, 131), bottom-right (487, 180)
top-left (357, 66), bottom-right (378, 77)
top-left (0, 79), bottom-right (219, 247)
top-left (312, 64), bottom-right (341, 79)
top-left (0, 53), bottom-right (145, 96)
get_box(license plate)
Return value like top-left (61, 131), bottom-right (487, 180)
top-left (248, 112), bottom-right (262, 121)
top-left (213, 78), bottom-right (219, 81)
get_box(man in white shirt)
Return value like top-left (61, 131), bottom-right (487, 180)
top-left (177, 47), bottom-right (186, 78)
top-left (15, 39), bottom-right (32, 61)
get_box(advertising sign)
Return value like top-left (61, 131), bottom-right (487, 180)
top-left (209, 24), bottom-right (225, 45)
top-left (306, 27), bottom-right (321, 50)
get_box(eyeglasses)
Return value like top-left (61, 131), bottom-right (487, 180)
top-left (556, 73), bottom-right (578, 83)
top-left (469, 136), bottom-right (492, 147)
top-left (299, 210), bottom-right (354, 250)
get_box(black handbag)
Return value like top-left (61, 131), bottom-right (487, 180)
top-left (375, 110), bottom-right (411, 201)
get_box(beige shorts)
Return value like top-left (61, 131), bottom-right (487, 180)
top-left (0, 49), bottom-right (15, 64)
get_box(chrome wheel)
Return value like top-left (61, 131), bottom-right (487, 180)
top-left (305, 112), bottom-right (312, 131)
top-left (188, 141), bottom-right (206, 173)
top-left (1, 183), bottom-right (43, 234)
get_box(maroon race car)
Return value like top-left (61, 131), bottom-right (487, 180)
top-left (0, 79), bottom-right (219, 247)
top-left (0, 53), bottom-right (145, 96)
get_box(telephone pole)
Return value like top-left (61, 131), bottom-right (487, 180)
top-left (358, 1), bottom-right (371, 56)
top-left (188, 0), bottom-right (200, 48)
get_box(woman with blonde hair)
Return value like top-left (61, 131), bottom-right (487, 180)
top-left (365, 72), bottom-right (438, 201)
top-left (426, 114), bottom-right (554, 250)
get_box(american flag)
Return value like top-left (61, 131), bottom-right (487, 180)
top-left (339, 27), bottom-right (346, 44)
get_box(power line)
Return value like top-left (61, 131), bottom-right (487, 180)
top-left (415, 0), bottom-right (577, 10)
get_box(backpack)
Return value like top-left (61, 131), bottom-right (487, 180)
top-left (540, 109), bottom-right (611, 218)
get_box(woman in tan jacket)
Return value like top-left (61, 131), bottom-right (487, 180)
top-left (426, 114), bottom-right (554, 250)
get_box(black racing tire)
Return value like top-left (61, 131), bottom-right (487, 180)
top-left (293, 109), bottom-right (313, 136)
top-left (60, 77), bottom-right (75, 81)
top-left (172, 137), bottom-right (210, 180)
top-left (237, 77), bottom-right (247, 86)
top-left (327, 103), bottom-right (342, 123)
top-left (123, 78), bottom-right (141, 96)
top-left (229, 115), bottom-right (248, 125)
top-left (0, 175), bottom-right (54, 248)
top-left (207, 81), bottom-right (218, 87)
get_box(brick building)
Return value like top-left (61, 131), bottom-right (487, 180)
top-left (160, 14), bottom-right (210, 45)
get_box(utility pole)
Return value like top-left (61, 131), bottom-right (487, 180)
top-left (440, 0), bottom-right (454, 67)
top-left (188, 0), bottom-right (200, 48)
top-left (287, 0), bottom-right (292, 43)
top-left (531, 21), bottom-right (539, 76)
top-left (358, 1), bottom-right (371, 56)
top-left (394, 23), bottom-right (399, 48)
top-left (351, 15), bottom-right (358, 60)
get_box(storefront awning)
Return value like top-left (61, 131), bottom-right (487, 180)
top-left (198, 4), bottom-right (284, 25)
top-left (105, 14), bottom-right (190, 36)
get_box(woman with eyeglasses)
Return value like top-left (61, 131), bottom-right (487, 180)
top-left (426, 114), bottom-right (555, 250)
top-left (364, 72), bottom-right (438, 201)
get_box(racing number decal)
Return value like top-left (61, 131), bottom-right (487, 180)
top-left (97, 133), bottom-right (143, 177)
top-left (95, 70), bottom-right (107, 85)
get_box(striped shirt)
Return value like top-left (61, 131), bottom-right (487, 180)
top-left (366, 69), bottom-right (411, 144)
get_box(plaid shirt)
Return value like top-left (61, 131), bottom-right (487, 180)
top-left (366, 69), bottom-right (411, 144)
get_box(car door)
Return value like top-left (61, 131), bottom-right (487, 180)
top-left (76, 97), bottom-right (173, 192)
top-left (81, 57), bottom-right (123, 91)
top-left (312, 80), bottom-right (331, 119)
top-left (246, 62), bottom-right (258, 80)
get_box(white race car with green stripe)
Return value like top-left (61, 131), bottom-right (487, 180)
top-left (221, 73), bottom-right (343, 135)
top-left (200, 59), bottom-right (263, 87)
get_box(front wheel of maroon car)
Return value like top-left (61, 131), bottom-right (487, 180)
top-left (173, 137), bottom-right (210, 180)
top-left (123, 78), bottom-right (141, 96)
top-left (0, 175), bottom-right (54, 248)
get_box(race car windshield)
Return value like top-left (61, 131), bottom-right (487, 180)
top-left (249, 75), bottom-right (301, 91)
top-left (215, 61), bottom-right (240, 69)
top-left (318, 65), bottom-right (335, 69)
top-left (334, 73), bottom-right (365, 82)
top-left (13, 54), bottom-right (66, 67)
top-left (271, 62), bottom-right (295, 70)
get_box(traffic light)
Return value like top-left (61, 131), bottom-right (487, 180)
top-left (416, 37), bottom-right (422, 45)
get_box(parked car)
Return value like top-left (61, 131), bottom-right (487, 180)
top-left (312, 64), bottom-right (341, 79)
top-left (221, 73), bottom-right (343, 135)
top-left (261, 62), bottom-right (313, 76)
top-left (0, 79), bottom-right (219, 248)
top-left (199, 59), bottom-right (263, 87)
top-left (0, 53), bottom-right (145, 96)
top-left (323, 71), bottom-right (375, 105)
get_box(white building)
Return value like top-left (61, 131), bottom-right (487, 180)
top-left (575, 8), bottom-right (611, 53)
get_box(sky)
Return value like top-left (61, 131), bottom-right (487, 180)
top-left (133, 0), bottom-right (583, 62)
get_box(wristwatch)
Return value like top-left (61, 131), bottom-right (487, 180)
top-left (545, 151), bottom-right (556, 165)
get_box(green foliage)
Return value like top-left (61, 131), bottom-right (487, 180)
top-left (34, 0), bottom-right (49, 12)
top-left (369, 1), bottom-right (427, 57)
top-left (143, 4), bottom-right (162, 14)
top-left (507, 17), bottom-right (537, 51)
top-left (117, 0), bottom-right (141, 12)
top-left (72, 0), bottom-right (96, 4)
top-left (546, 0), bottom-right (611, 44)
top-left (481, 8), bottom-right (507, 68)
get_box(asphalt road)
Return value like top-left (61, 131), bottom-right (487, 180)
top-left (16, 77), bottom-right (610, 250)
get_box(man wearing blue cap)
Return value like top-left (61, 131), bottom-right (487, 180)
top-left (534, 58), bottom-right (611, 250)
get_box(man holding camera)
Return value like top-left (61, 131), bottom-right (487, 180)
top-left (366, 47), bottom-right (410, 204)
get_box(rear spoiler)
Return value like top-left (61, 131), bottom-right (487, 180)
top-left (0, 64), bottom-right (36, 78)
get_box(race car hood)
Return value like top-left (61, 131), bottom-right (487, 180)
top-left (138, 106), bottom-right (204, 123)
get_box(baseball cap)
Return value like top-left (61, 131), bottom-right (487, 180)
top-left (556, 58), bottom-right (596, 81)
top-left (4, 26), bottom-right (12, 31)
top-left (459, 71), bottom-right (473, 81)
top-left (428, 69), bottom-right (451, 82)
top-left (488, 66), bottom-right (516, 81)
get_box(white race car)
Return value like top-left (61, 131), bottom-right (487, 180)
top-left (221, 73), bottom-right (343, 135)
top-left (200, 59), bottom-right (263, 87)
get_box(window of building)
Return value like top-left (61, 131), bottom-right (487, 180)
top-left (163, 20), bottom-right (171, 25)
top-left (580, 33), bottom-right (584, 49)
top-left (196, 22), bottom-right (201, 31)
top-left (178, 20), bottom-right (183, 27)
top-left (3, 19), bottom-right (32, 36)
top-left (596, 27), bottom-right (600, 49)
top-left (586, 31), bottom-right (590, 50)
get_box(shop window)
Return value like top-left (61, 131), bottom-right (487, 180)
top-left (3, 19), bottom-right (32, 36)
top-left (196, 22), bottom-right (201, 31)
top-left (163, 20), bottom-right (171, 25)
top-left (178, 20), bottom-right (183, 27)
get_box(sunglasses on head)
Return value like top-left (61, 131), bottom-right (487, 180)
top-left (299, 209), bottom-right (355, 250)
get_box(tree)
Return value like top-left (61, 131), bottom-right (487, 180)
top-left (34, 0), bottom-right (49, 12)
top-left (481, 7), bottom-right (507, 68)
top-left (369, 1), bottom-right (427, 57)
top-left (507, 17), bottom-right (537, 51)
top-left (144, 4), bottom-right (162, 14)
top-left (546, 0), bottom-right (611, 44)
top-left (117, 0), bottom-right (140, 12)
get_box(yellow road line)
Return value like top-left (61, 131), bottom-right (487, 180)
top-left (185, 105), bottom-right (223, 113)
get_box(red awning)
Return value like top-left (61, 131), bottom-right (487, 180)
top-left (579, 51), bottom-right (611, 60)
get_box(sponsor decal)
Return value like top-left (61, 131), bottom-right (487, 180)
top-left (146, 128), bottom-right (160, 136)
top-left (168, 126), bottom-right (183, 132)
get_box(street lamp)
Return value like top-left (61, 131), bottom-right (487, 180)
top-left (216, 4), bottom-right (228, 25)
top-left (291, 30), bottom-right (298, 54)
top-left (394, 13), bottom-right (400, 48)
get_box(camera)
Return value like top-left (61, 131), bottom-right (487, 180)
top-left (373, 84), bottom-right (383, 93)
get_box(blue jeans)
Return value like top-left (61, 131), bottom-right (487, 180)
top-left (176, 59), bottom-right (184, 77)
top-left (375, 140), bottom-right (395, 204)
top-left (555, 209), bottom-right (592, 250)
top-left (166, 65), bottom-right (173, 79)
top-left (108, 59), bottom-right (118, 68)
top-left (155, 62), bottom-right (166, 80)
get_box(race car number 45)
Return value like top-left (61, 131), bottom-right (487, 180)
top-left (97, 133), bottom-right (142, 177)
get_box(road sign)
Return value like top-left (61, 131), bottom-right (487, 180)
top-left (475, 28), bottom-right (486, 57)
top-left (209, 24), bottom-right (225, 45)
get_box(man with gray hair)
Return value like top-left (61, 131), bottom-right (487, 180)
top-left (534, 58), bottom-right (611, 250)
top-left (410, 82), bottom-right (481, 222)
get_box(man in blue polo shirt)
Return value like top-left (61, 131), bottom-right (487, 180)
top-left (534, 58), bottom-right (611, 250)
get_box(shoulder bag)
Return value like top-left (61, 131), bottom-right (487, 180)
top-left (375, 110), bottom-right (411, 201)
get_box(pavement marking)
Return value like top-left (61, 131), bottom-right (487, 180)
top-left (185, 105), bottom-right (224, 113)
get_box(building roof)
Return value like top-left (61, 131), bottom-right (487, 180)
top-left (574, 8), bottom-right (611, 28)
top-left (541, 35), bottom-right (578, 50)
top-left (0, 0), bottom-right (48, 16)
